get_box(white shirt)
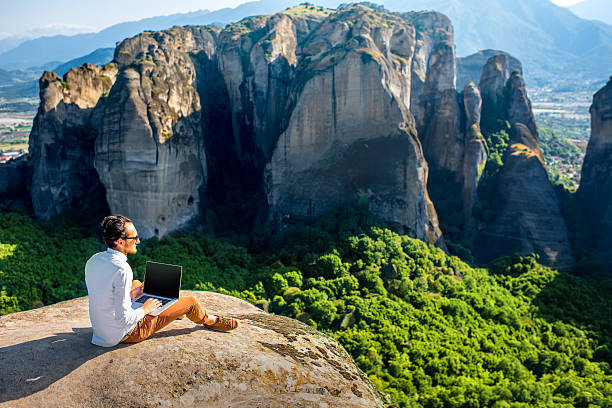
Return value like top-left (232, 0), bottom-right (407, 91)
top-left (84, 248), bottom-right (145, 347)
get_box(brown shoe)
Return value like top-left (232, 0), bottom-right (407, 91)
top-left (204, 316), bottom-right (239, 332)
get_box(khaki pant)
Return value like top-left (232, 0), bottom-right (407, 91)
top-left (121, 280), bottom-right (207, 343)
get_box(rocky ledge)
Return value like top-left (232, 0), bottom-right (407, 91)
top-left (0, 291), bottom-right (389, 407)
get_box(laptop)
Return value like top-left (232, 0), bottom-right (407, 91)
top-left (131, 261), bottom-right (182, 316)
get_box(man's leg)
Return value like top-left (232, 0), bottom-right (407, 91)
top-left (121, 296), bottom-right (237, 343)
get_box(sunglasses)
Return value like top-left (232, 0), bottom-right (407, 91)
top-left (122, 235), bottom-right (139, 240)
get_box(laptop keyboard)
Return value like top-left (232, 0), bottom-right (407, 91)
top-left (135, 295), bottom-right (172, 305)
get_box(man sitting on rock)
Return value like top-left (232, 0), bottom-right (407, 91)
top-left (85, 214), bottom-right (238, 347)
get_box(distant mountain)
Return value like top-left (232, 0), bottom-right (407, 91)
top-left (0, 0), bottom-right (343, 71)
top-left (0, 68), bottom-right (39, 86)
top-left (382, 0), bottom-right (612, 89)
top-left (570, 0), bottom-right (612, 26)
top-left (53, 48), bottom-right (115, 76)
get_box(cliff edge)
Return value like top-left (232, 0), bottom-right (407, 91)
top-left (0, 291), bottom-right (389, 407)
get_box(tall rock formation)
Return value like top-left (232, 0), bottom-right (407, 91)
top-left (461, 83), bottom-right (487, 231)
top-left (457, 49), bottom-right (521, 91)
top-left (401, 11), bottom-right (486, 232)
top-left (475, 62), bottom-right (574, 268)
top-left (578, 77), bottom-right (612, 266)
top-left (28, 64), bottom-right (117, 219)
top-left (94, 27), bottom-right (218, 238)
top-left (265, 6), bottom-right (442, 244)
top-left (23, 4), bottom-right (446, 245)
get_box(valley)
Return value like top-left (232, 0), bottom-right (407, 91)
top-left (0, 113), bottom-right (32, 163)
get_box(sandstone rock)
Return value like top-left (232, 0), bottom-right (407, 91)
top-left (478, 53), bottom-right (515, 106)
top-left (0, 291), bottom-right (389, 408)
top-left (473, 63), bottom-right (574, 268)
top-left (28, 65), bottom-right (116, 219)
top-left (264, 5), bottom-right (443, 245)
top-left (475, 123), bottom-right (574, 268)
top-left (0, 156), bottom-right (28, 211)
top-left (94, 27), bottom-right (219, 238)
top-left (398, 10), bottom-right (455, 113)
top-left (457, 50), bottom-right (521, 91)
top-left (578, 77), bottom-right (612, 266)
top-left (461, 83), bottom-right (487, 232)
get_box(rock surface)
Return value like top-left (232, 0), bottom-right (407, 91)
top-left (0, 291), bottom-right (389, 408)
top-left (28, 64), bottom-right (116, 219)
top-left (264, 6), bottom-right (443, 244)
top-left (0, 156), bottom-right (28, 211)
top-left (94, 27), bottom-right (218, 238)
top-left (457, 49), bottom-right (521, 91)
top-left (475, 70), bottom-right (574, 268)
top-left (578, 77), bottom-right (612, 266)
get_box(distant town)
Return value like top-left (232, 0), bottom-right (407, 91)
top-left (0, 116), bottom-right (32, 164)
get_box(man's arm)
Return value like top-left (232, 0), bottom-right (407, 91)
top-left (130, 282), bottom-right (144, 300)
top-left (113, 267), bottom-right (145, 326)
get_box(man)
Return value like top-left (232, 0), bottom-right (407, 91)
top-left (85, 214), bottom-right (238, 347)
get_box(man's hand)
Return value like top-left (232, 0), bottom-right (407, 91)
top-left (142, 298), bottom-right (162, 315)
top-left (130, 283), bottom-right (144, 300)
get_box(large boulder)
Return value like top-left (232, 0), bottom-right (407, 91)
top-left (578, 77), bottom-right (612, 266)
top-left (0, 291), bottom-right (389, 408)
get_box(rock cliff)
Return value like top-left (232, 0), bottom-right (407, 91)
top-left (24, 4), bottom-right (445, 245)
top-left (94, 27), bottom-right (218, 238)
top-left (0, 156), bottom-right (28, 212)
top-left (578, 77), bottom-right (612, 266)
top-left (456, 49), bottom-right (521, 91)
top-left (20, 4), bottom-right (578, 265)
top-left (0, 291), bottom-right (389, 408)
top-left (264, 6), bottom-right (442, 244)
top-left (28, 64), bottom-right (116, 219)
top-left (475, 66), bottom-right (574, 268)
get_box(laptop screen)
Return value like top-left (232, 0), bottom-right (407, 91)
top-left (143, 261), bottom-right (182, 299)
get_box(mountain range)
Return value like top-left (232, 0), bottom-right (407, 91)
top-left (0, 0), bottom-right (609, 93)
top-left (570, 0), bottom-right (612, 26)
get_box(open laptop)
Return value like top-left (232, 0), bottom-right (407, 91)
top-left (131, 261), bottom-right (182, 316)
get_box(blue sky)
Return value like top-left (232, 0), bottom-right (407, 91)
top-left (0, 0), bottom-right (247, 38)
top-left (1, 0), bottom-right (582, 38)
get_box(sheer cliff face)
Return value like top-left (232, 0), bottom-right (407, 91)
top-left (29, 65), bottom-right (116, 219)
top-left (475, 65), bottom-right (574, 268)
top-left (25, 4), bottom-right (457, 244)
top-left (579, 78), bottom-right (612, 265)
top-left (264, 7), bottom-right (442, 244)
top-left (93, 27), bottom-right (218, 238)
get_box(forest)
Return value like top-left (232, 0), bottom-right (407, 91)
top-left (1, 207), bottom-right (611, 407)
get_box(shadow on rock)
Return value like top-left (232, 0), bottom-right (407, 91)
top-left (0, 327), bottom-right (109, 402)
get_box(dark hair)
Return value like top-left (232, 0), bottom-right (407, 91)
top-left (101, 215), bottom-right (132, 248)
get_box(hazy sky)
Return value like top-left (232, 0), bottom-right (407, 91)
top-left (0, 0), bottom-right (584, 38)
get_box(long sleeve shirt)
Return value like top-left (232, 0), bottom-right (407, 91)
top-left (84, 248), bottom-right (145, 347)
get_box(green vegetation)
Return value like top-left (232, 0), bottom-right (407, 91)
top-left (539, 127), bottom-right (584, 191)
top-left (1, 208), bottom-right (611, 407)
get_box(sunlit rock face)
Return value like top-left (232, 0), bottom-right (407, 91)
top-left (262, 6), bottom-right (443, 245)
top-left (578, 77), bottom-right (612, 266)
top-left (29, 64), bottom-right (117, 219)
top-left (93, 27), bottom-right (218, 238)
